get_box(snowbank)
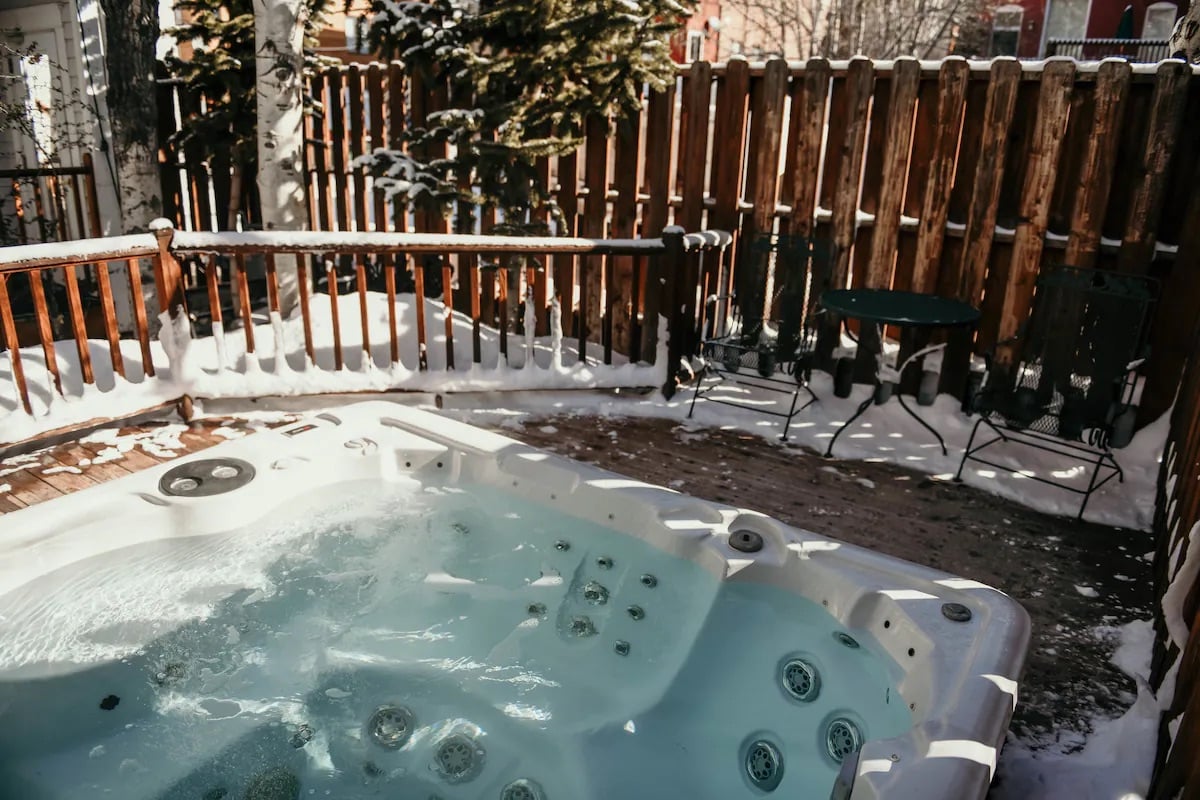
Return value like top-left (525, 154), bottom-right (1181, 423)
top-left (991, 618), bottom-right (1162, 800)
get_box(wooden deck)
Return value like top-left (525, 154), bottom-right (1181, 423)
top-left (0, 416), bottom-right (300, 514)
top-left (0, 408), bottom-right (1153, 787)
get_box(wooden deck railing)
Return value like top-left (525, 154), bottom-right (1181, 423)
top-left (0, 224), bottom-right (732, 448)
top-left (0, 231), bottom-right (169, 421)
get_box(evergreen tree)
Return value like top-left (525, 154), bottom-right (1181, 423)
top-left (364, 0), bottom-right (693, 232)
top-left (163, 0), bottom-right (331, 228)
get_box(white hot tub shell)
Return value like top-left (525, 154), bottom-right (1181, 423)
top-left (0, 401), bottom-right (1030, 799)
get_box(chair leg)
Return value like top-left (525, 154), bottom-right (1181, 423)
top-left (781, 387), bottom-right (801, 441)
top-left (688, 368), bottom-right (703, 419)
top-left (955, 418), bottom-right (985, 481)
top-left (1077, 449), bottom-right (1108, 521)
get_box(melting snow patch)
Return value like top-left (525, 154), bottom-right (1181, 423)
top-left (539, 425), bottom-right (558, 434)
top-left (40, 465), bottom-right (81, 476)
top-left (1074, 585), bottom-right (1100, 598)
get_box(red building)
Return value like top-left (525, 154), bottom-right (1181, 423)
top-left (987, 0), bottom-right (1188, 58)
top-left (670, 0), bottom-right (723, 62)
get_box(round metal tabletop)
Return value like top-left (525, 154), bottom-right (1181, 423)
top-left (820, 288), bottom-right (981, 328)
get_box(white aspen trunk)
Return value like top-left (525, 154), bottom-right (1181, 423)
top-left (254, 0), bottom-right (308, 316)
top-left (113, 146), bottom-right (163, 334)
top-left (96, 0), bottom-right (163, 331)
top-left (1170, 6), bottom-right (1200, 61)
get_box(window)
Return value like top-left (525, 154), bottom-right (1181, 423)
top-left (1143, 2), bottom-right (1178, 39)
top-left (1043, 0), bottom-right (1089, 48)
top-left (344, 15), bottom-right (371, 55)
top-left (990, 4), bottom-right (1023, 56)
top-left (686, 30), bottom-right (704, 62)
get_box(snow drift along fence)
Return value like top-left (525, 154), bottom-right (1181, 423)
top-left (0, 225), bottom-right (732, 448)
top-left (1150, 310), bottom-right (1200, 797)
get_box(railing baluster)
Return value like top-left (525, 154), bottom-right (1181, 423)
top-left (498, 259), bottom-right (509, 363)
top-left (469, 253), bottom-right (482, 365)
top-left (127, 257), bottom-right (155, 377)
top-left (27, 272), bottom-right (62, 396)
top-left (30, 176), bottom-right (48, 243)
top-left (11, 180), bottom-right (27, 244)
top-left (46, 175), bottom-right (68, 241)
top-left (356, 259), bottom-right (371, 368)
top-left (62, 263), bottom-right (93, 385)
top-left (630, 254), bottom-right (644, 363)
top-left (413, 254), bottom-right (428, 370)
top-left (326, 257), bottom-right (343, 371)
top-left (443, 254), bottom-right (454, 370)
top-left (575, 254), bottom-right (587, 364)
top-left (385, 255), bottom-right (399, 366)
top-left (265, 253), bottom-right (286, 373)
top-left (69, 173), bottom-right (86, 240)
top-left (234, 254), bottom-right (256, 356)
top-left (203, 253), bottom-right (224, 354)
top-left (0, 274), bottom-right (32, 414)
top-left (603, 252), bottom-right (614, 365)
top-left (93, 259), bottom-right (125, 379)
top-left (265, 252), bottom-right (280, 311)
top-left (295, 254), bottom-right (315, 367)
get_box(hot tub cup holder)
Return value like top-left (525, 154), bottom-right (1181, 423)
top-left (158, 458), bottom-right (257, 497)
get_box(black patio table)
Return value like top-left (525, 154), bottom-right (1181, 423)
top-left (820, 288), bottom-right (981, 458)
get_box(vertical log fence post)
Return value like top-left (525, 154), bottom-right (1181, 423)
top-left (661, 226), bottom-right (686, 398)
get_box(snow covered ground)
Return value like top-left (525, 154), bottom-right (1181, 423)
top-left (989, 618), bottom-right (1162, 799)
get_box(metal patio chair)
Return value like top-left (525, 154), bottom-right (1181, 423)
top-left (955, 266), bottom-right (1158, 518)
top-left (688, 234), bottom-right (822, 439)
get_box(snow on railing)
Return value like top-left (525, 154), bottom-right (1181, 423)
top-left (0, 223), bottom-right (733, 448)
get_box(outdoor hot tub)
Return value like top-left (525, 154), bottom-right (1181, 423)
top-left (0, 401), bottom-right (1029, 799)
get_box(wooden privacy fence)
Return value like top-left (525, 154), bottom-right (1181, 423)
top-left (155, 57), bottom-right (1200, 421)
top-left (1149, 197), bottom-right (1200, 799)
top-left (0, 224), bottom-right (731, 447)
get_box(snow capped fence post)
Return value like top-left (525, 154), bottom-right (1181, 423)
top-left (150, 220), bottom-right (186, 320)
top-left (660, 226), bottom-right (687, 398)
top-left (150, 219), bottom-right (194, 420)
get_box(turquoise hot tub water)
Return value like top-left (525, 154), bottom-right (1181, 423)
top-left (0, 479), bottom-right (911, 799)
